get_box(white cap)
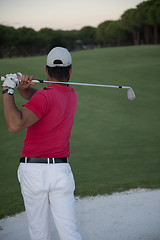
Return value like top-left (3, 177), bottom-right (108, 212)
top-left (47, 47), bottom-right (72, 67)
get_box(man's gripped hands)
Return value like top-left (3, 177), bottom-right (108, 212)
top-left (2, 73), bottom-right (22, 89)
top-left (2, 72), bottom-right (35, 90)
top-left (18, 74), bottom-right (35, 90)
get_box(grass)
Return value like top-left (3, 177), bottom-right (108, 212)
top-left (0, 45), bottom-right (160, 218)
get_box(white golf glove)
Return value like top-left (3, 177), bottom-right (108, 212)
top-left (2, 73), bottom-right (22, 89)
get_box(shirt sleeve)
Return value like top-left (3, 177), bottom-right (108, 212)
top-left (23, 91), bottom-right (51, 120)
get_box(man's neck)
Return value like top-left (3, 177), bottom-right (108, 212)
top-left (47, 77), bottom-right (69, 86)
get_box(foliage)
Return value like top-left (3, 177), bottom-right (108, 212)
top-left (105, 20), bottom-right (132, 46)
top-left (121, 8), bottom-right (141, 45)
top-left (96, 20), bottom-right (113, 46)
top-left (121, 0), bottom-right (160, 44)
top-left (0, 0), bottom-right (160, 57)
top-left (79, 26), bottom-right (96, 45)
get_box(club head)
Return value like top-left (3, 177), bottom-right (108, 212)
top-left (127, 87), bottom-right (136, 100)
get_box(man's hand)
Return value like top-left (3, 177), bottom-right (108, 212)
top-left (2, 73), bottom-right (21, 89)
top-left (18, 74), bottom-right (39, 100)
top-left (18, 74), bottom-right (35, 90)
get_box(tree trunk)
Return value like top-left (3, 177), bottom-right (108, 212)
top-left (144, 25), bottom-right (150, 44)
top-left (0, 46), bottom-right (4, 58)
top-left (154, 25), bottom-right (158, 44)
top-left (133, 30), bottom-right (140, 45)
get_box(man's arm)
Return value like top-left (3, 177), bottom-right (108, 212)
top-left (3, 91), bottom-right (39, 133)
top-left (18, 75), bottom-right (39, 100)
top-left (2, 73), bottom-right (39, 132)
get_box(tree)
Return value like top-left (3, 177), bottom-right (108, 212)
top-left (0, 25), bottom-right (17, 57)
top-left (79, 26), bottom-right (96, 46)
top-left (147, 0), bottom-right (160, 43)
top-left (38, 28), bottom-right (55, 53)
top-left (16, 27), bottom-right (38, 56)
top-left (50, 30), bottom-right (67, 50)
top-left (104, 20), bottom-right (132, 46)
top-left (38, 28), bottom-right (67, 53)
top-left (136, 0), bottom-right (157, 44)
top-left (121, 8), bottom-right (141, 45)
top-left (64, 30), bottom-right (79, 50)
top-left (96, 21), bottom-right (113, 46)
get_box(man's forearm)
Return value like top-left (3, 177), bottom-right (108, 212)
top-left (2, 74), bottom-right (39, 132)
top-left (3, 92), bottom-right (22, 132)
top-left (18, 86), bottom-right (39, 100)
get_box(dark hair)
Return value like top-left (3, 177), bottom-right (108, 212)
top-left (46, 65), bottom-right (72, 82)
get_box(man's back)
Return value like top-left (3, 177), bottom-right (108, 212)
top-left (22, 83), bottom-right (78, 158)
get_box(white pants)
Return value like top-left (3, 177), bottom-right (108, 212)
top-left (18, 162), bottom-right (81, 240)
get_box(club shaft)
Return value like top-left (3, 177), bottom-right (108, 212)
top-left (1, 76), bottom-right (131, 89)
top-left (33, 79), bottom-right (130, 89)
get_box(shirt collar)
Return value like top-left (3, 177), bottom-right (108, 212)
top-left (43, 83), bottom-right (70, 90)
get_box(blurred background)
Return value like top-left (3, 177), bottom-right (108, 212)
top-left (0, 0), bottom-right (160, 58)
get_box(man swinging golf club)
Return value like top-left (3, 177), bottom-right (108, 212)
top-left (2, 47), bottom-right (82, 240)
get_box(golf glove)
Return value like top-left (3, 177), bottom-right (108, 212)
top-left (2, 73), bottom-right (21, 89)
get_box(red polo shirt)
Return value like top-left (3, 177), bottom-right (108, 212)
top-left (22, 84), bottom-right (78, 158)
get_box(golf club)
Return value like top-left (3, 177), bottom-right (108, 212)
top-left (1, 76), bottom-right (136, 100)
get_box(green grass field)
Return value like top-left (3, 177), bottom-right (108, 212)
top-left (0, 45), bottom-right (160, 219)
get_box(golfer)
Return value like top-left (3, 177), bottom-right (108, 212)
top-left (2, 47), bottom-right (82, 240)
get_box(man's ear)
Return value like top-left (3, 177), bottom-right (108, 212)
top-left (69, 66), bottom-right (72, 77)
top-left (45, 66), bottom-right (48, 75)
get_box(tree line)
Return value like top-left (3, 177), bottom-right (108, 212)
top-left (0, 0), bottom-right (159, 58)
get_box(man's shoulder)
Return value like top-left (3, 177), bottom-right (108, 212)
top-left (36, 87), bottom-right (53, 96)
top-left (30, 88), bottom-right (52, 103)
